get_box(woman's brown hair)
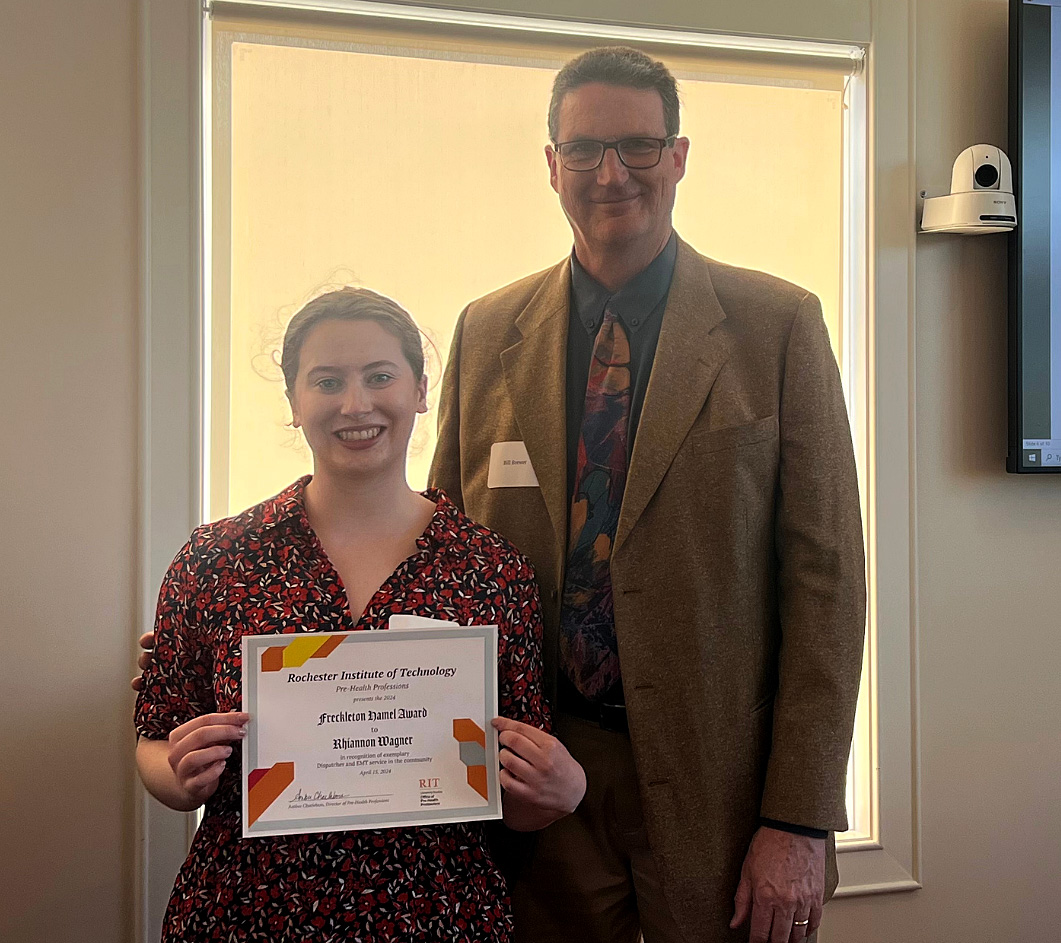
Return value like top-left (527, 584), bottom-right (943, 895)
top-left (280, 287), bottom-right (425, 394)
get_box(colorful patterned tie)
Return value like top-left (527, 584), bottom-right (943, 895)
top-left (559, 310), bottom-right (630, 700)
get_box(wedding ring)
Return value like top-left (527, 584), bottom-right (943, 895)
top-left (794, 920), bottom-right (810, 926)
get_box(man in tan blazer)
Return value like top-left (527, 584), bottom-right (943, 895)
top-left (429, 47), bottom-right (866, 943)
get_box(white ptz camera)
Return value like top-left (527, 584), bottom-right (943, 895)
top-left (920, 145), bottom-right (1017, 234)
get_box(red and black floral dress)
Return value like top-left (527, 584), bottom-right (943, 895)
top-left (135, 478), bottom-right (549, 943)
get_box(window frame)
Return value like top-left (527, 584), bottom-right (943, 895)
top-left (137, 0), bottom-right (921, 937)
top-left (207, 19), bottom-right (878, 845)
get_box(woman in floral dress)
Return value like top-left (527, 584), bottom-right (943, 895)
top-left (135, 288), bottom-right (585, 942)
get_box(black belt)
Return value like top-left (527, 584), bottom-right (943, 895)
top-left (560, 696), bottom-right (629, 734)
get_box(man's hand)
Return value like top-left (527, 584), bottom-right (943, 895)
top-left (131, 631), bottom-right (156, 692)
top-left (491, 716), bottom-right (586, 831)
top-left (730, 825), bottom-right (826, 943)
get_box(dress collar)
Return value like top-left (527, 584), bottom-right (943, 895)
top-left (258, 475), bottom-right (460, 556)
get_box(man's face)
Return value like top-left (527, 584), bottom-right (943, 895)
top-left (546, 82), bottom-right (689, 264)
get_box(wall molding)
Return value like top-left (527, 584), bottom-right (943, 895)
top-left (137, 1), bottom-right (205, 939)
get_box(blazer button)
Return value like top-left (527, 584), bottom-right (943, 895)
top-left (550, 589), bottom-right (558, 601)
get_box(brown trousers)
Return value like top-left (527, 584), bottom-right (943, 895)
top-left (509, 713), bottom-right (687, 943)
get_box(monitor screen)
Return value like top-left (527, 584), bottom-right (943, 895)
top-left (1010, 0), bottom-right (1061, 472)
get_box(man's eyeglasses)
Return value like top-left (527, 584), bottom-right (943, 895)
top-left (554, 136), bottom-right (677, 172)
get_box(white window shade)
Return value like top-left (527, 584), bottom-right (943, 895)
top-left (206, 5), bottom-right (862, 516)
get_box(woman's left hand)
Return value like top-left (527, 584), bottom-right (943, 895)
top-left (491, 717), bottom-right (586, 830)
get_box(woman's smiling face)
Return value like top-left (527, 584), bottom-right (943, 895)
top-left (287, 318), bottom-right (428, 482)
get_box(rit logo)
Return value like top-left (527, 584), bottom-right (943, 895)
top-left (419, 778), bottom-right (440, 789)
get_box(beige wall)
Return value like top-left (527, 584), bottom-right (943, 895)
top-left (825, 0), bottom-right (1061, 938)
top-left (0, 2), bottom-right (138, 942)
top-left (1, 0), bottom-right (1058, 941)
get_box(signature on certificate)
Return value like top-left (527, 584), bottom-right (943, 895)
top-left (291, 788), bottom-right (351, 802)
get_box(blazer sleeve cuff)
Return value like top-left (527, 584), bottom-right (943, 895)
top-left (759, 817), bottom-right (829, 840)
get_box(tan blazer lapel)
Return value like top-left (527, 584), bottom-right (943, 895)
top-left (615, 240), bottom-right (730, 553)
top-left (500, 259), bottom-right (571, 555)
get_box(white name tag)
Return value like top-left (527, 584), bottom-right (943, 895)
top-left (488, 441), bottom-right (540, 488)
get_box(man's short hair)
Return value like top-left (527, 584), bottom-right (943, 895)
top-left (548, 46), bottom-right (680, 143)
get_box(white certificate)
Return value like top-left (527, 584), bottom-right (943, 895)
top-left (241, 625), bottom-right (500, 838)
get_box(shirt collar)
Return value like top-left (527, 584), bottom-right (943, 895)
top-left (569, 230), bottom-right (678, 336)
top-left (417, 488), bottom-right (461, 553)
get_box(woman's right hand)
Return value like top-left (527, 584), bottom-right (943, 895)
top-left (166, 711), bottom-right (249, 806)
top-left (491, 716), bottom-right (586, 831)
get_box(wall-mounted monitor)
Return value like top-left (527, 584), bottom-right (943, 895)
top-left (1009, 0), bottom-right (1061, 472)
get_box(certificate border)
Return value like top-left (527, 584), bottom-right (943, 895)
top-left (241, 626), bottom-right (500, 838)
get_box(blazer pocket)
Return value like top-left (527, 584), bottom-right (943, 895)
top-left (689, 414), bottom-right (779, 454)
